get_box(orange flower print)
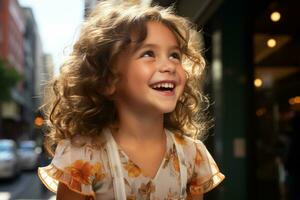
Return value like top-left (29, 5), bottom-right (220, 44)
top-left (65, 160), bottom-right (94, 185)
top-left (172, 153), bottom-right (180, 173)
top-left (174, 133), bottom-right (187, 145)
top-left (188, 173), bottom-right (203, 196)
top-left (194, 148), bottom-right (203, 166)
top-left (92, 162), bottom-right (106, 182)
top-left (124, 161), bottom-right (142, 177)
top-left (46, 165), bottom-right (63, 180)
top-left (53, 168), bottom-right (64, 179)
top-left (168, 145), bottom-right (180, 173)
top-left (163, 147), bottom-right (173, 168)
top-left (138, 181), bottom-right (155, 196)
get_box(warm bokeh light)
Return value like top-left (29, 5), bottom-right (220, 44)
top-left (289, 96), bottom-right (300, 105)
top-left (267, 38), bottom-right (277, 48)
top-left (254, 78), bottom-right (263, 87)
top-left (270, 11), bottom-right (281, 22)
top-left (34, 116), bottom-right (44, 127)
top-left (256, 107), bottom-right (267, 117)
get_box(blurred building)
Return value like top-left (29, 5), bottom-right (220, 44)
top-left (22, 7), bottom-right (45, 140)
top-left (0, 0), bottom-right (48, 141)
top-left (0, 0), bottom-right (24, 68)
top-left (43, 54), bottom-right (54, 79)
top-left (30, 27), bottom-right (45, 111)
top-left (22, 7), bottom-right (52, 140)
top-left (0, 0), bottom-right (26, 139)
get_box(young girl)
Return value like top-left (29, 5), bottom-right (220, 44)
top-left (38, 1), bottom-right (224, 199)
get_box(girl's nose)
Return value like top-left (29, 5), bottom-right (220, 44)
top-left (158, 59), bottom-right (176, 74)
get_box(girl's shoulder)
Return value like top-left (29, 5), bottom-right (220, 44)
top-left (171, 131), bottom-right (205, 155)
top-left (53, 135), bottom-right (105, 162)
top-left (38, 134), bottom-right (109, 197)
top-left (171, 132), bottom-right (220, 171)
top-left (51, 134), bottom-right (108, 169)
top-left (170, 131), bottom-right (225, 195)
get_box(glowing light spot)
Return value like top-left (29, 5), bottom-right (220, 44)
top-left (295, 96), bottom-right (300, 103)
top-left (256, 108), bottom-right (267, 117)
top-left (270, 11), bottom-right (281, 22)
top-left (254, 78), bottom-right (263, 87)
top-left (267, 38), bottom-right (277, 48)
top-left (34, 116), bottom-right (44, 127)
top-left (289, 96), bottom-right (300, 105)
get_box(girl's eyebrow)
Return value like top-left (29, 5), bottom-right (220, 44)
top-left (132, 43), bottom-right (181, 54)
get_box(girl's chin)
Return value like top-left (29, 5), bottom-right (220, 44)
top-left (158, 106), bottom-right (177, 114)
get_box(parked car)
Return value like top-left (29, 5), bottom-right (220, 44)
top-left (0, 139), bottom-right (20, 178)
top-left (17, 140), bottom-right (41, 170)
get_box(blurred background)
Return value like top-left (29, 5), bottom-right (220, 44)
top-left (0, 0), bottom-right (299, 199)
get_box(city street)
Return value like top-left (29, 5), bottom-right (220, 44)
top-left (0, 171), bottom-right (54, 200)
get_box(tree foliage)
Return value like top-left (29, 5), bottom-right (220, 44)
top-left (0, 59), bottom-right (21, 101)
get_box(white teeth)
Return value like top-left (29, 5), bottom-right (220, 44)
top-left (151, 82), bottom-right (175, 89)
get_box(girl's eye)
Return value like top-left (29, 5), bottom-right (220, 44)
top-left (141, 50), bottom-right (155, 58)
top-left (170, 52), bottom-right (181, 61)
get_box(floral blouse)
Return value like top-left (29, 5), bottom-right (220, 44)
top-left (38, 129), bottom-right (224, 199)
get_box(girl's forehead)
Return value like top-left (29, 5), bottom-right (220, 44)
top-left (129, 21), bottom-right (180, 50)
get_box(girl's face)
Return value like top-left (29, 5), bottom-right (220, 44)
top-left (113, 21), bottom-right (186, 116)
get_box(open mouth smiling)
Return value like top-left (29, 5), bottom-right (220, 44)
top-left (149, 81), bottom-right (176, 95)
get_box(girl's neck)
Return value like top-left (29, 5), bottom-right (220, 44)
top-left (113, 109), bottom-right (165, 143)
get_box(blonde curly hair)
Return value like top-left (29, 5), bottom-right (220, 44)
top-left (42, 1), bottom-right (209, 156)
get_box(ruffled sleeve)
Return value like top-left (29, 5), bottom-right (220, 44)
top-left (187, 140), bottom-right (225, 196)
top-left (38, 136), bottom-right (106, 198)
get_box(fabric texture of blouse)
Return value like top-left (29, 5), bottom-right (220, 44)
top-left (38, 129), bottom-right (225, 199)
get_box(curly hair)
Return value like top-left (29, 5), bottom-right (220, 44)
top-left (42, 1), bottom-right (210, 156)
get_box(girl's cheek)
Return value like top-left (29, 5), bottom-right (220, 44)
top-left (179, 77), bottom-right (186, 96)
top-left (179, 71), bottom-right (187, 96)
top-left (181, 70), bottom-right (187, 87)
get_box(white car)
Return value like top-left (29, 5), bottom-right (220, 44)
top-left (18, 140), bottom-right (41, 170)
top-left (0, 139), bottom-right (20, 178)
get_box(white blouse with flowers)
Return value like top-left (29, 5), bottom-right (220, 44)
top-left (38, 129), bottom-right (225, 200)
